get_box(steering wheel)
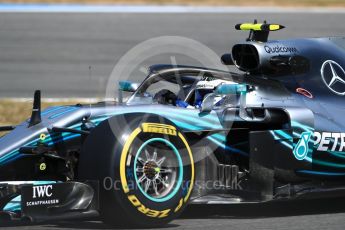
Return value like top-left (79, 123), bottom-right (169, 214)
top-left (153, 89), bottom-right (178, 105)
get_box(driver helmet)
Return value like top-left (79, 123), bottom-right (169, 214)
top-left (194, 77), bottom-right (237, 108)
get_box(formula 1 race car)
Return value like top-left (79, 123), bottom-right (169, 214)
top-left (1, 22), bottom-right (345, 227)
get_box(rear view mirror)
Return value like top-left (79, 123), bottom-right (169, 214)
top-left (118, 81), bottom-right (139, 104)
top-left (119, 81), bottom-right (139, 93)
top-left (215, 83), bottom-right (248, 118)
top-left (199, 84), bottom-right (248, 113)
top-left (216, 84), bottom-right (247, 95)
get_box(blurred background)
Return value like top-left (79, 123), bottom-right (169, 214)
top-left (0, 0), bottom-right (345, 6)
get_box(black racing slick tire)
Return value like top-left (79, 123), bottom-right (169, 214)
top-left (78, 114), bottom-right (195, 228)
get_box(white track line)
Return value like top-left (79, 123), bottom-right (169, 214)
top-left (0, 5), bottom-right (344, 13)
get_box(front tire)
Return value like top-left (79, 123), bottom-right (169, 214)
top-left (79, 114), bottom-right (195, 228)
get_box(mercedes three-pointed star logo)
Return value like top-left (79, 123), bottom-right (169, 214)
top-left (321, 60), bottom-right (345, 96)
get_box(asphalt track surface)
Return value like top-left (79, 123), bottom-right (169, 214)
top-left (2, 197), bottom-right (345, 230)
top-left (1, 11), bottom-right (345, 98)
top-left (1, 9), bottom-right (345, 230)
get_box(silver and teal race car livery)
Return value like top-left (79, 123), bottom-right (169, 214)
top-left (1, 22), bottom-right (345, 227)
